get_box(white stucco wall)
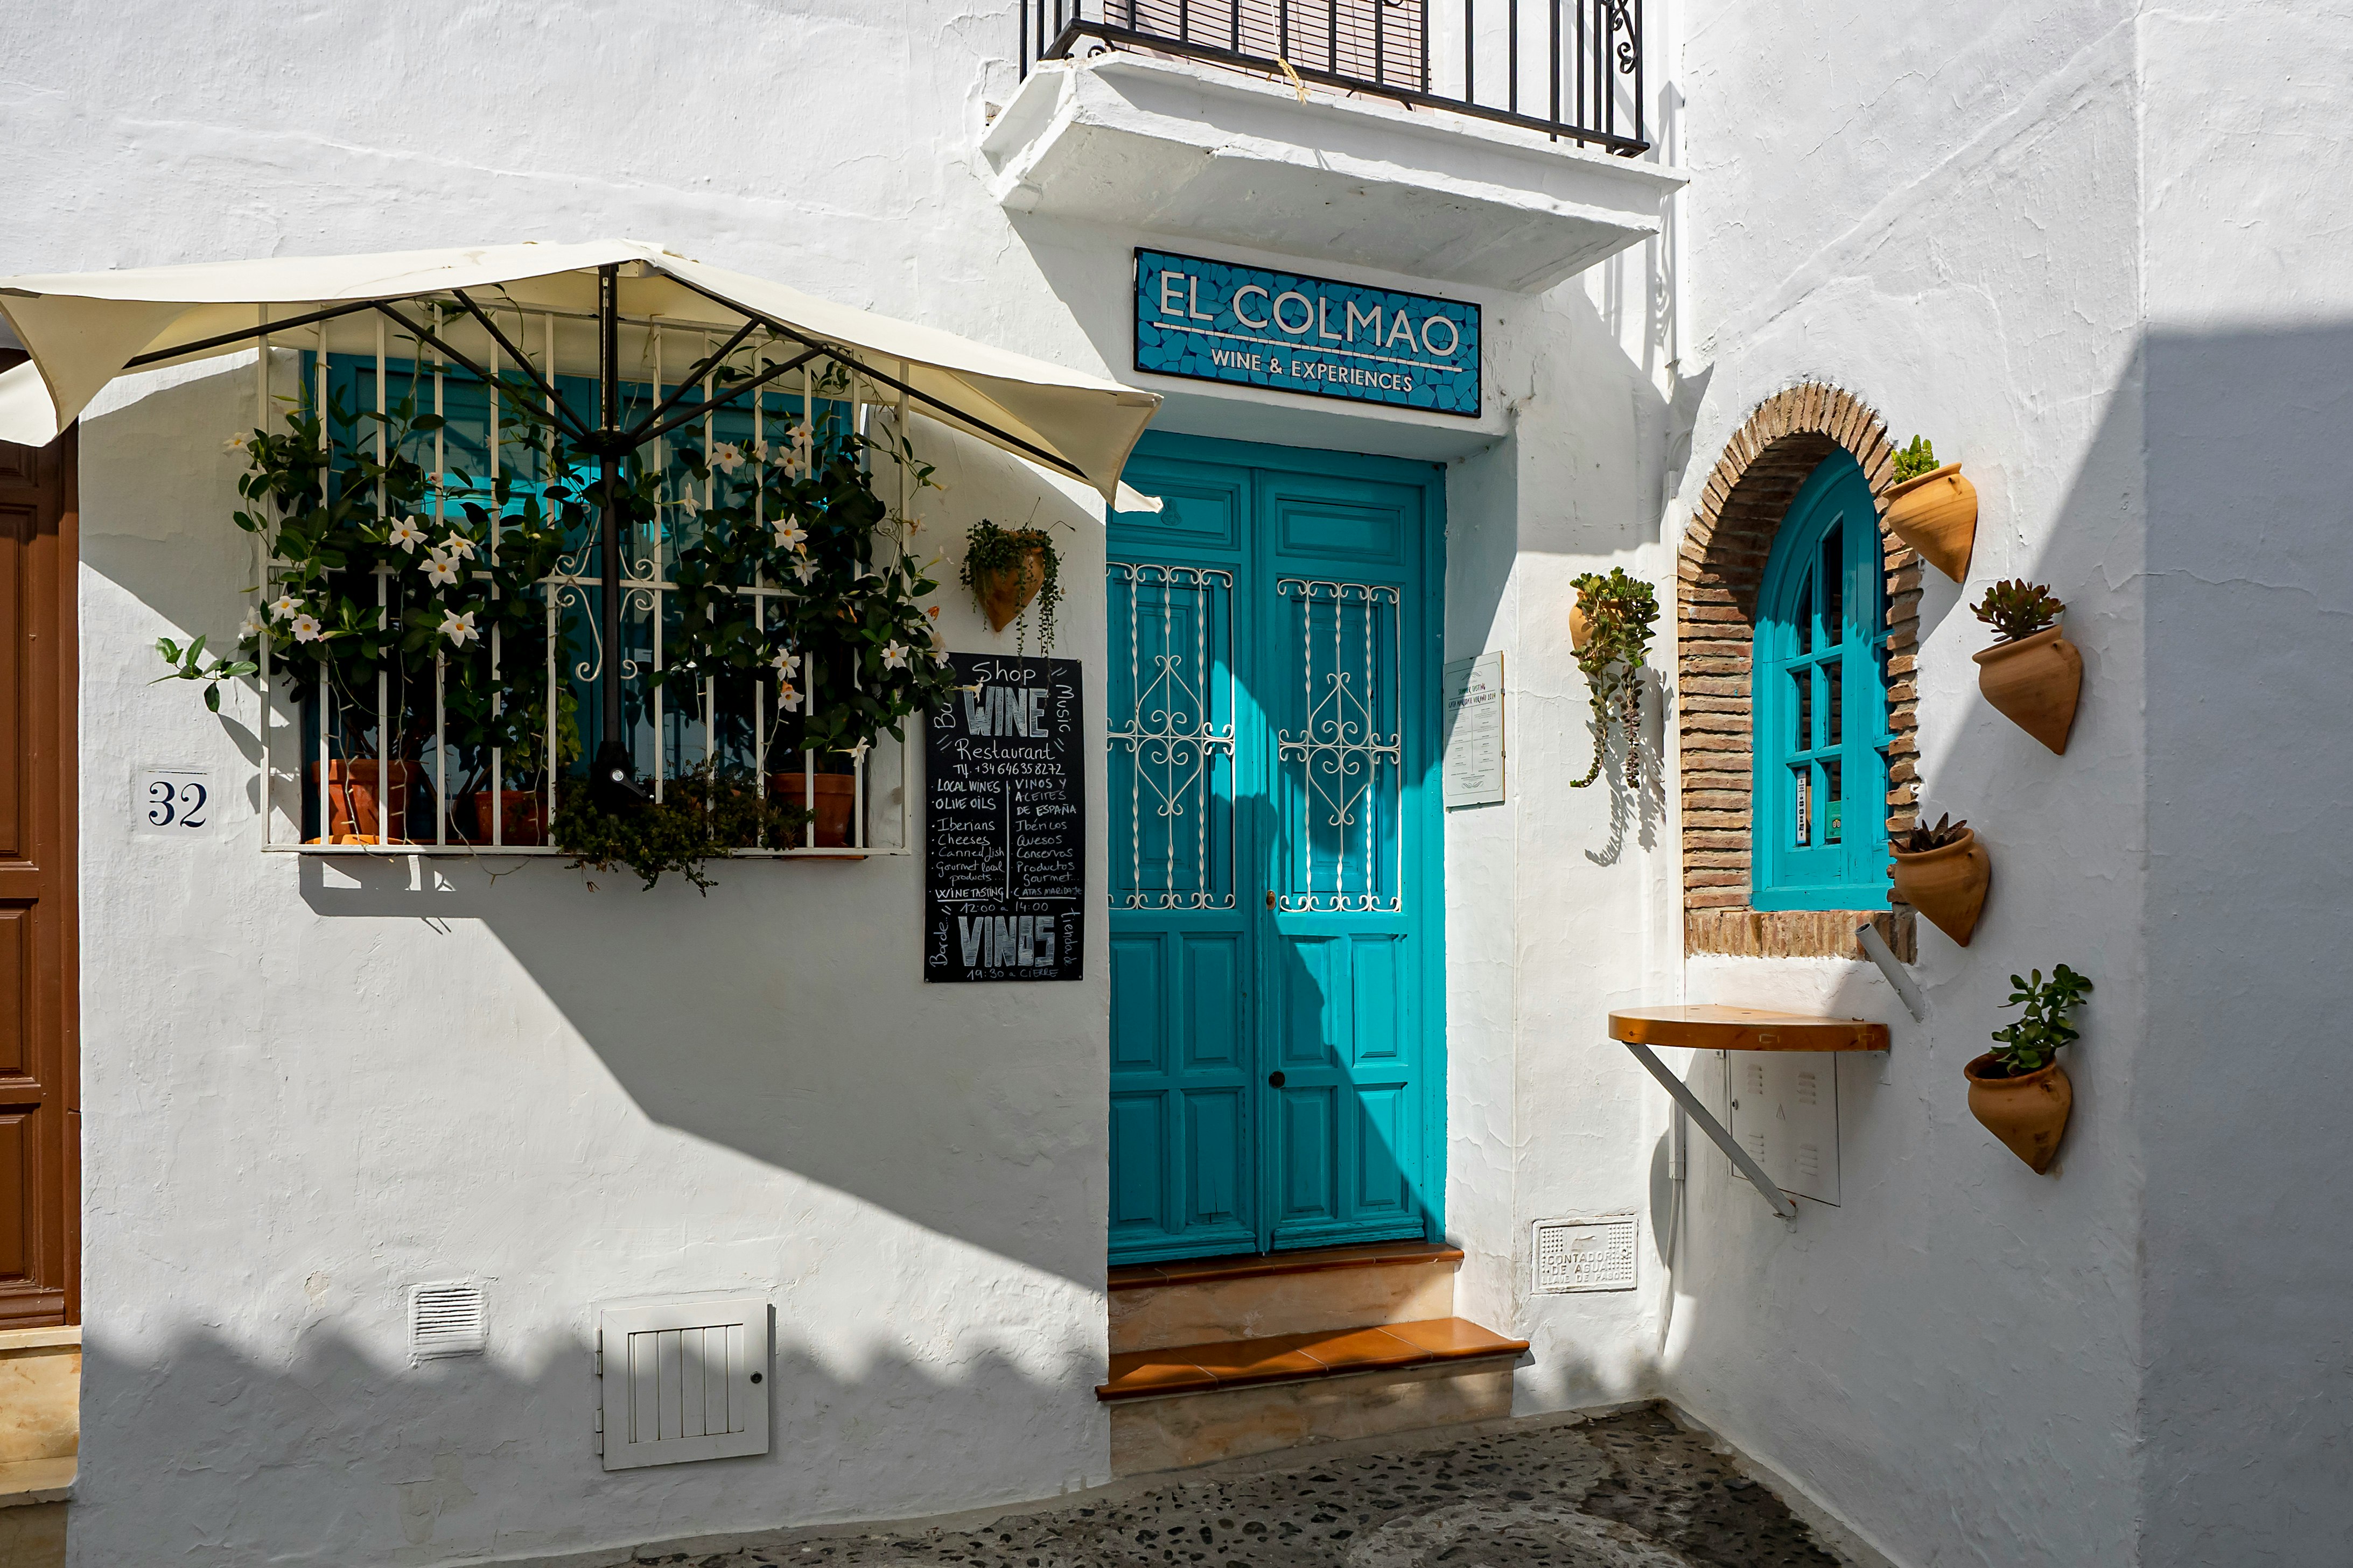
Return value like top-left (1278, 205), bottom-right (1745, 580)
top-left (19, 2), bottom-right (2342, 1564)
top-left (5, 3), bottom-right (1681, 1564)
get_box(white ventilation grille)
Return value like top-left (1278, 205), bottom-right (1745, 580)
top-left (1533, 1216), bottom-right (1637, 1293)
top-left (598, 1297), bottom-right (771, 1470)
top-left (410, 1282), bottom-right (488, 1360)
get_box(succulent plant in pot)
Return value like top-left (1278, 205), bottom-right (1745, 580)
top-left (1890, 811), bottom-right (1991, 946)
top-left (1567, 567), bottom-right (1659, 789)
top-left (1881, 435), bottom-right (1977, 582)
top-left (1971, 579), bottom-right (2082, 755)
top-left (1965, 964), bottom-right (2093, 1173)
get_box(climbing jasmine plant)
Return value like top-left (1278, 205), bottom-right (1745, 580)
top-left (184, 333), bottom-right (961, 870)
top-left (1569, 567), bottom-right (1661, 789)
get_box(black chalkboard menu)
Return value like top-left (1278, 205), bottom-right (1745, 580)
top-left (923, 654), bottom-right (1084, 983)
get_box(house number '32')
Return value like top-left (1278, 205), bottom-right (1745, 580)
top-left (135, 768), bottom-right (214, 835)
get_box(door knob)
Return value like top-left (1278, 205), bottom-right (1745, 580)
top-left (1267, 1071), bottom-right (1286, 1088)
top-left (1265, 890), bottom-right (1277, 909)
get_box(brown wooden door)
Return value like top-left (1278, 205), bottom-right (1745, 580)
top-left (0, 357), bottom-right (77, 1330)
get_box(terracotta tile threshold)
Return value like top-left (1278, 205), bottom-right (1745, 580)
top-left (1108, 1239), bottom-right (1465, 1293)
top-left (1096, 1316), bottom-right (1527, 1402)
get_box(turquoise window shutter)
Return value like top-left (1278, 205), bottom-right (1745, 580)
top-left (1751, 454), bottom-right (1892, 910)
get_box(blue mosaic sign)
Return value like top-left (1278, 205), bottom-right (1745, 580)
top-left (1133, 249), bottom-right (1481, 417)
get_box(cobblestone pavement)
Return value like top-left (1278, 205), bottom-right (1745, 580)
top-left (646, 1407), bottom-right (1851, 1568)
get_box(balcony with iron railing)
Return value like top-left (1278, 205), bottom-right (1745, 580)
top-left (1018, 0), bottom-right (1647, 156)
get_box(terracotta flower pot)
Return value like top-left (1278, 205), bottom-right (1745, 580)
top-left (1881, 462), bottom-right (1978, 582)
top-left (1570, 604), bottom-right (1592, 651)
top-left (1964, 1053), bottom-right (2073, 1173)
top-left (468, 788), bottom-right (549, 847)
top-left (309, 760), bottom-right (414, 844)
top-left (771, 771), bottom-right (858, 848)
top-left (1890, 827), bottom-right (1992, 947)
top-left (975, 542), bottom-right (1047, 632)
top-left (1973, 622), bottom-right (2082, 755)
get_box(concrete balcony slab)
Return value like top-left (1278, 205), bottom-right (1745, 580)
top-left (982, 52), bottom-right (1686, 294)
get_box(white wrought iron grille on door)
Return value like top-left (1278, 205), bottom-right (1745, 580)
top-left (1276, 576), bottom-right (1402, 912)
top-left (1108, 562), bottom-right (1237, 909)
top-left (245, 306), bottom-right (921, 856)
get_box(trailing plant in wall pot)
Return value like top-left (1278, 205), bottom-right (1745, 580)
top-left (1567, 568), bottom-right (1659, 789)
top-left (1881, 435), bottom-right (1978, 582)
top-left (1972, 579), bottom-right (2082, 754)
top-left (1965, 964), bottom-right (2092, 1173)
top-left (1890, 812), bottom-right (1991, 946)
top-left (961, 518), bottom-right (1063, 654)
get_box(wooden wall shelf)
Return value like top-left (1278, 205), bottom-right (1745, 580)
top-left (1608, 1006), bottom-right (1889, 1053)
top-left (1608, 1004), bottom-right (1891, 1221)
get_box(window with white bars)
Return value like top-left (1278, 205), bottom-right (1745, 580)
top-left (241, 303), bottom-right (941, 857)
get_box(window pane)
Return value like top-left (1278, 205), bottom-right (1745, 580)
top-left (1795, 571), bottom-right (1813, 655)
top-left (1820, 523), bottom-right (1843, 637)
top-left (1791, 764), bottom-right (1813, 848)
top-left (1825, 659), bottom-right (1843, 746)
top-left (1792, 665), bottom-right (1813, 753)
top-left (1823, 758), bottom-right (1844, 842)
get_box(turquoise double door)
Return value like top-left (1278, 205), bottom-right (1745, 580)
top-left (1108, 433), bottom-right (1445, 1264)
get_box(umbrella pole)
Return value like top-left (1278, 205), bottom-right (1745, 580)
top-left (590, 263), bottom-right (644, 811)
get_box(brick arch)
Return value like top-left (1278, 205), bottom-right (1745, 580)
top-left (1677, 384), bottom-right (1922, 960)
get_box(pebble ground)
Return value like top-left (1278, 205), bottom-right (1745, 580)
top-left (640, 1407), bottom-right (1850, 1568)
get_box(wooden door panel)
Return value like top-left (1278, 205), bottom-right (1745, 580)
top-left (0, 409), bottom-right (76, 1327)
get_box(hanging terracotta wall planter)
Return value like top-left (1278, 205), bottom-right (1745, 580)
top-left (1974, 623), bottom-right (2082, 755)
top-left (1882, 462), bottom-right (1978, 582)
top-left (1568, 603), bottom-right (1592, 650)
top-left (975, 542), bottom-right (1047, 632)
top-left (1890, 823), bottom-right (1992, 946)
top-left (1964, 1054), bottom-right (2073, 1173)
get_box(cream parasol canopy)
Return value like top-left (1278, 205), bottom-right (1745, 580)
top-left (0, 238), bottom-right (1160, 503)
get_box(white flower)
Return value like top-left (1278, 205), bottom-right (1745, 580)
top-left (772, 519), bottom-right (807, 551)
top-left (775, 679), bottom-right (803, 713)
top-left (289, 613), bottom-right (323, 643)
top-left (438, 532), bottom-right (477, 561)
top-left (422, 553), bottom-right (460, 588)
top-left (268, 592), bottom-right (303, 622)
top-left (223, 433), bottom-right (250, 456)
top-left (929, 625), bottom-right (951, 662)
top-left (752, 438), bottom-right (772, 463)
top-left (708, 441), bottom-right (744, 475)
top-left (438, 608), bottom-right (480, 648)
top-left (789, 551), bottom-right (817, 585)
top-left (386, 517), bottom-right (428, 553)
top-left (238, 609), bottom-right (267, 642)
top-left (787, 421), bottom-right (813, 445)
top-left (837, 738), bottom-right (872, 764)
top-left (676, 490), bottom-right (701, 517)
top-left (769, 647), bottom-right (802, 680)
top-left (881, 641), bottom-right (909, 671)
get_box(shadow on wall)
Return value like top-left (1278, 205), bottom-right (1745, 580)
top-left (73, 1323), bottom-right (1092, 1566)
top-left (78, 362), bottom-right (1117, 1291)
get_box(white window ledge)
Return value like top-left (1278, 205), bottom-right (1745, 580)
top-left (982, 52), bottom-right (1687, 294)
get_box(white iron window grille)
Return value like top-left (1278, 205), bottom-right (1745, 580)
top-left (1107, 563), bottom-right (1236, 910)
top-left (244, 303), bottom-right (922, 857)
top-left (1276, 576), bottom-right (1402, 912)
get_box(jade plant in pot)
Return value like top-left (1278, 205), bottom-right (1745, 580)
top-left (1890, 812), bottom-right (1991, 946)
top-left (961, 518), bottom-right (1063, 654)
top-left (1972, 579), bottom-right (2082, 755)
top-left (1881, 435), bottom-right (1978, 582)
top-left (1966, 964), bottom-right (2093, 1173)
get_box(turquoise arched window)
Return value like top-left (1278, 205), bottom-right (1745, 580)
top-left (1752, 453), bottom-right (1890, 909)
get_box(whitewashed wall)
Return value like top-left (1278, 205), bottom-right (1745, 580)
top-left (1651, 3), bottom-right (2353, 1566)
top-left (4, 2), bottom-right (1681, 1564)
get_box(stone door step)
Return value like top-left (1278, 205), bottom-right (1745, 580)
top-left (1108, 1239), bottom-right (1462, 1291)
top-left (1098, 1316), bottom-right (1526, 1402)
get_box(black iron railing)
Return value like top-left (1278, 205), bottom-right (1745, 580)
top-left (1018, 1), bottom-right (1646, 156)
